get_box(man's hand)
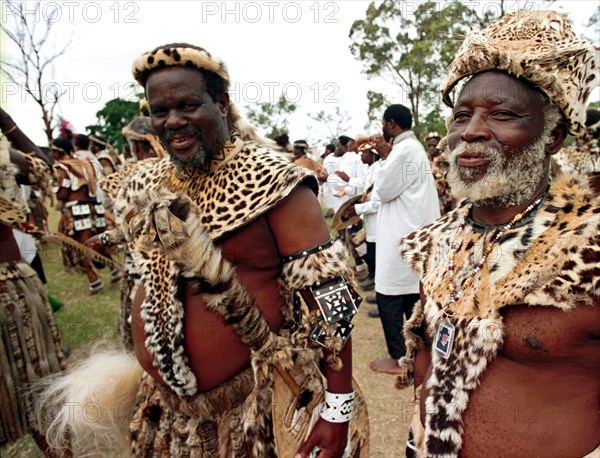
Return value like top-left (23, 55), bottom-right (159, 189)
top-left (295, 418), bottom-right (349, 458)
top-left (334, 171), bottom-right (350, 182)
top-left (84, 234), bottom-right (104, 252)
top-left (370, 134), bottom-right (392, 159)
top-left (84, 234), bottom-right (117, 256)
top-left (334, 188), bottom-right (346, 198)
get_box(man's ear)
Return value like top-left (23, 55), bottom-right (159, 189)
top-left (546, 120), bottom-right (568, 155)
top-left (218, 92), bottom-right (230, 116)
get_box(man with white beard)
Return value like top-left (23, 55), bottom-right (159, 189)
top-left (398, 11), bottom-right (599, 458)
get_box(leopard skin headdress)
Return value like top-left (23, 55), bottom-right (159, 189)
top-left (441, 10), bottom-right (600, 134)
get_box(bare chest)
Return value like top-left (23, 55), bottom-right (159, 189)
top-left (499, 303), bottom-right (600, 367)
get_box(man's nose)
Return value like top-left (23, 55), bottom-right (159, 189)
top-left (165, 110), bottom-right (186, 130)
top-left (460, 113), bottom-right (491, 143)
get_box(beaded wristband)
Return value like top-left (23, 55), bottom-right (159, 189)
top-left (320, 390), bottom-right (355, 423)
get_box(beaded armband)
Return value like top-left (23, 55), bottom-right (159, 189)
top-left (320, 390), bottom-right (356, 423)
top-left (282, 238), bottom-right (362, 350)
top-left (306, 276), bottom-right (361, 349)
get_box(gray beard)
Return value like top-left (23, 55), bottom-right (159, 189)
top-left (447, 133), bottom-right (550, 208)
top-left (169, 148), bottom-right (213, 170)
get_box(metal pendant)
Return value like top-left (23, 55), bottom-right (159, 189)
top-left (434, 321), bottom-right (455, 358)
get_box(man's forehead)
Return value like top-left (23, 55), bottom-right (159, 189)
top-left (455, 72), bottom-right (541, 108)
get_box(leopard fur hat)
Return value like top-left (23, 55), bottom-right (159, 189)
top-left (441, 10), bottom-right (600, 134)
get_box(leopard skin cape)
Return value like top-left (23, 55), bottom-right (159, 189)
top-left (399, 174), bottom-right (599, 457)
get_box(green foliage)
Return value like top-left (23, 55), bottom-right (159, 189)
top-left (348, 0), bottom-right (557, 138)
top-left (365, 90), bottom-right (390, 128)
top-left (349, 1), bottom-right (478, 136)
top-left (244, 94), bottom-right (297, 139)
top-left (421, 105), bottom-right (448, 139)
top-left (86, 97), bottom-right (140, 152)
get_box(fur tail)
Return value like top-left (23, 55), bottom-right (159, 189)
top-left (35, 349), bottom-right (143, 457)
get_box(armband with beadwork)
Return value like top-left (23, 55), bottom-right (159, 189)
top-left (281, 238), bottom-right (362, 352)
top-left (320, 390), bottom-right (355, 423)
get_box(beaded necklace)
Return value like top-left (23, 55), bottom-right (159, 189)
top-left (434, 188), bottom-right (547, 358)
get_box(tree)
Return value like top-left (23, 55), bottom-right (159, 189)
top-left (349, 1), bottom-right (558, 138)
top-left (86, 98), bottom-right (139, 153)
top-left (0, 0), bottom-right (72, 143)
top-left (306, 107), bottom-right (352, 145)
top-left (349, 1), bottom-right (485, 138)
top-left (244, 94), bottom-right (297, 139)
top-left (365, 90), bottom-right (391, 131)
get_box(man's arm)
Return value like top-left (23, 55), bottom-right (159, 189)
top-left (1, 107), bottom-right (52, 167)
top-left (354, 199), bottom-right (379, 216)
top-left (267, 184), bottom-right (353, 458)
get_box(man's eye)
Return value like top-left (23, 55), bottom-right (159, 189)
top-left (453, 112), bottom-right (470, 121)
top-left (492, 111), bottom-right (516, 119)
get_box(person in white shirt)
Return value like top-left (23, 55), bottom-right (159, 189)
top-left (352, 142), bottom-right (382, 289)
top-left (369, 104), bottom-right (440, 375)
top-left (321, 143), bottom-right (341, 215)
top-left (328, 136), bottom-right (365, 213)
top-left (332, 135), bottom-right (368, 276)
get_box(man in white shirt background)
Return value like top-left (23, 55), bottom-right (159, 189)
top-left (352, 141), bottom-right (382, 293)
top-left (369, 104), bottom-right (440, 375)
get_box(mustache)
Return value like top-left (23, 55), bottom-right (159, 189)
top-left (449, 142), bottom-right (501, 161)
top-left (164, 127), bottom-right (201, 142)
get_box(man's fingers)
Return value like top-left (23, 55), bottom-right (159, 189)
top-left (295, 436), bottom-right (318, 458)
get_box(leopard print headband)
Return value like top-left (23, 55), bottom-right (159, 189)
top-left (132, 44), bottom-right (229, 87)
top-left (441, 10), bottom-right (599, 134)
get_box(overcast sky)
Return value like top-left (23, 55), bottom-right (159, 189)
top-left (1, 0), bottom-right (599, 147)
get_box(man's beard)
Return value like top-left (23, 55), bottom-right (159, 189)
top-left (447, 133), bottom-right (551, 207)
top-left (165, 127), bottom-right (214, 169)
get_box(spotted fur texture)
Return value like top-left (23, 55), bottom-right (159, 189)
top-left (132, 45), bottom-right (229, 87)
top-left (441, 11), bottom-right (599, 134)
top-left (400, 175), bottom-right (600, 457)
top-left (100, 158), bottom-right (159, 209)
top-left (555, 119), bottom-right (600, 175)
top-left (0, 141), bottom-right (51, 230)
top-left (118, 187), bottom-right (361, 456)
top-left (109, 139), bottom-right (358, 455)
top-left (113, 139), bottom-right (316, 240)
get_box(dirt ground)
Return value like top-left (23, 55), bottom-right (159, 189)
top-left (352, 286), bottom-right (414, 458)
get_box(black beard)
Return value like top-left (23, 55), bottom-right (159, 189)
top-left (168, 148), bottom-right (214, 170)
top-left (163, 127), bottom-right (215, 169)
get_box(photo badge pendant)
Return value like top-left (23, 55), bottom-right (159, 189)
top-left (434, 321), bottom-right (455, 359)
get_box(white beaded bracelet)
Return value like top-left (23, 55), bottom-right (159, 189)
top-left (320, 390), bottom-right (355, 423)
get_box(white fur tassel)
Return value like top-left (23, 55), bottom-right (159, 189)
top-left (35, 350), bottom-right (143, 457)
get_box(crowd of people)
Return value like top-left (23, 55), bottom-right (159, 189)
top-left (0, 9), bottom-right (598, 458)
